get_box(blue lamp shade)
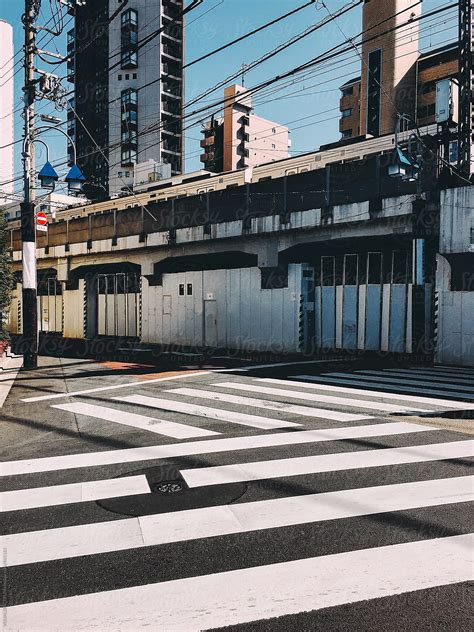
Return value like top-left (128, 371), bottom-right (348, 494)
top-left (65, 164), bottom-right (86, 192)
top-left (38, 161), bottom-right (59, 189)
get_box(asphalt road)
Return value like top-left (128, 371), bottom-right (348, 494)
top-left (1, 357), bottom-right (472, 631)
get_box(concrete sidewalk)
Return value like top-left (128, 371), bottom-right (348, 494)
top-left (0, 347), bottom-right (23, 408)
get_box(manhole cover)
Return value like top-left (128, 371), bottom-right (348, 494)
top-left (96, 462), bottom-right (247, 517)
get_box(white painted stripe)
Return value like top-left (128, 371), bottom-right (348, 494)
top-left (22, 242), bottom-right (36, 289)
top-left (382, 369), bottom-right (474, 384)
top-left (114, 394), bottom-right (302, 430)
top-left (213, 382), bottom-right (427, 413)
top-left (19, 361), bottom-right (348, 404)
top-left (352, 371), bottom-right (474, 394)
top-left (294, 375), bottom-right (474, 409)
top-left (182, 440), bottom-right (474, 488)
top-left (167, 388), bottom-right (371, 422)
top-left (325, 372), bottom-right (474, 399)
top-left (3, 476), bottom-right (471, 567)
top-left (52, 402), bottom-right (219, 440)
top-left (21, 371), bottom-right (212, 403)
top-left (0, 422), bottom-right (437, 477)
top-left (4, 535), bottom-right (472, 631)
top-left (1, 475), bottom-right (150, 513)
top-left (431, 366), bottom-right (474, 375)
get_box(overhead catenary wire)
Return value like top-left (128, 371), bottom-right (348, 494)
top-left (320, 0), bottom-right (470, 186)
top-left (0, 8), bottom-right (458, 190)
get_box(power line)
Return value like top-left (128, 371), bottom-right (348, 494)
top-left (0, 14), bottom-right (460, 185)
top-left (1, 3), bottom-right (458, 191)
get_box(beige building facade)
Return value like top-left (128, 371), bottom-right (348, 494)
top-left (201, 85), bottom-right (290, 173)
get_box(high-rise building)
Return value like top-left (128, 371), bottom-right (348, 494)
top-left (68, 0), bottom-right (184, 199)
top-left (0, 19), bottom-right (14, 206)
top-left (339, 2), bottom-right (460, 140)
top-left (200, 85), bottom-right (290, 173)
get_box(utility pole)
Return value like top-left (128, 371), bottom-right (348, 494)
top-left (458, 0), bottom-right (473, 180)
top-left (21, 0), bottom-right (38, 369)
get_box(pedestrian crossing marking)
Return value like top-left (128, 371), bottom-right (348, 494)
top-left (114, 394), bottom-right (303, 430)
top-left (181, 440), bottom-right (474, 487)
top-left (4, 535), bottom-right (472, 631)
top-left (167, 388), bottom-right (372, 421)
top-left (213, 382), bottom-right (430, 413)
top-left (0, 422), bottom-right (438, 477)
top-left (0, 474), bottom-right (150, 513)
top-left (3, 476), bottom-right (471, 568)
top-left (381, 368), bottom-right (474, 384)
top-left (294, 375), bottom-right (474, 409)
top-left (52, 402), bottom-right (220, 439)
top-left (323, 373), bottom-right (474, 401)
top-left (351, 371), bottom-right (474, 393)
top-left (21, 370), bottom-right (212, 403)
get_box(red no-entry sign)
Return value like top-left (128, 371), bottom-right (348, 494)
top-left (36, 211), bottom-right (48, 231)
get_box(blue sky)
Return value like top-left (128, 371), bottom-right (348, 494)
top-left (0, 0), bottom-right (457, 194)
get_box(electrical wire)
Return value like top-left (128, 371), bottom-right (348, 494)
top-left (0, 5), bottom-right (455, 190)
top-left (0, 18), bottom-right (458, 190)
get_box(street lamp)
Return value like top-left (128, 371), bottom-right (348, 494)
top-left (37, 161), bottom-right (59, 189)
top-left (35, 124), bottom-right (86, 194)
top-left (65, 164), bottom-right (86, 192)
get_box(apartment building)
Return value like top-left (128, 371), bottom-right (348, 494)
top-left (68, 0), bottom-right (184, 199)
top-left (200, 85), bottom-right (290, 173)
top-left (338, 1), bottom-right (459, 140)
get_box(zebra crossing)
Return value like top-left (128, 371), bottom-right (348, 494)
top-left (2, 366), bottom-right (473, 629)
top-left (293, 365), bottom-right (474, 405)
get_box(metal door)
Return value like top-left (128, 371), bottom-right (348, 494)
top-left (204, 300), bottom-right (217, 348)
top-left (38, 278), bottom-right (63, 333)
top-left (97, 273), bottom-right (140, 337)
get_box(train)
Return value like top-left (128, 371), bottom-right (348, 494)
top-left (7, 124), bottom-right (437, 228)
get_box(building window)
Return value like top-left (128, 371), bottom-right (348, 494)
top-left (341, 85), bottom-right (354, 97)
top-left (421, 81), bottom-right (436, 94)
top-left (178, 284), bottom-right (185, 296)
top-left (367, 48), bottom-right (382, 136)
top-left (417, 103), bottom-right (436, 119)
top-left (341, 108), bottom-right (353, 118)
top-left (121, 9), bottom-right (138, 69)
top-left (121, 88), bottom-right (137, 107)
top-left (118, 74), bottom-right (122, 80)
top-left (121, 50), bottom-right (138, 69)
top-left (121, 9), bottom-right (138, 27)
top-left (187, 283), bottom-right (193, 296)
top-left (121, 148), bottom-right (137, 165)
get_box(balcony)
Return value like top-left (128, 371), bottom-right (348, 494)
top-left (161, 99), bottom-right (181, 116)
top-left (237, 145), bottom-right (249, 158)
top-left (200, 136), bottom-right (215, 148)
top-left (162, 62), bottom-right (182, 79)
top-left (163, 43), bottom-right (182, 60)
top-left (200, 152), bottom-right (214, 163)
